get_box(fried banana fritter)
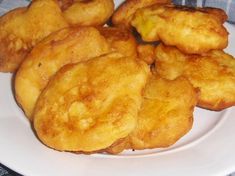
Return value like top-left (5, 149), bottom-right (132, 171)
top-left (107, 75), bottom-right (197, 153)
top-left (33, 53), bottom-right (150, 152)
top-left (155, 44), bottom-right (235, 110)
top-left (0, 0), bottom-right (68, 72)
top-left (112, 0), bottom-right (171, 29)
top-left (137, 44), bottom-right (155, 64)
top-left (58, 0), bottom-right (114, 26)
top-left (15, 27), bottom-right (110, 120)
top-left (97, 27), bottom-right (137, 57)
top-left (131, 4), bottom-right (228, 54)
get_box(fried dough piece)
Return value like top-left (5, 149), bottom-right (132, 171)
top-left (137, 44), bottom-right (155, 64)
top-left (112, 0), bottom-right (171, 29)
top-left (0, 0), bottom-right (68, 72)
top-left (131, 4), bottom-right (228, 54)
top-left (97, 27), bottom-right (137, 57)
top-left (107, 75), bottom-right (197, 153)
top-left (129, 76), bottom-right (197, 149)
top-left (33, 53), bottom-right (150, 152)
top-left (155, 44), bottom-right (235, 110)
top-left (15, 27), bottom-right (110, 120)
top-left (58, 0), bottom-right (114, 26)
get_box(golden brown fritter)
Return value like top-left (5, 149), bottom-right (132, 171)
top-left (15, 27), bottom-right (110, 120)
top-left (97, 26), bottom-right (137, 57)
top-left (107, 74), bottom-right (197, 153)
top-left (137, 44), bottom-right (156, 64)
top-left (112, 0), bottom-right (171, 29)
top-left (129, 75), bottom-right (197, 150)
top-left (131, 4), bottom-right (228, 54)
top-left (155, 44), bottom-right (235, 110)
top-left (33, 53), bottom-right (150, 152)
top-left (58, 0), bottom-right (114, 26)
top-left (0, 0), bottom-right (68, 72)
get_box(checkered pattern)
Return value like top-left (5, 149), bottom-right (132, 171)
top-left (173, 0), bottom-right (235, 23)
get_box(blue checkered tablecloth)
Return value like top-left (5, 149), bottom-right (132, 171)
top-left (172, 0), bottom-right (235, 23)
top-left (0, 0), bottom-right (234, 176)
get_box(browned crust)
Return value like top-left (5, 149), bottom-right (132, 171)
top-left (197, 99), bottom-right (235, 111)
top-left (137, 44), bottom-right (156, 65)
top-left (0, 8), bottom-right (28, 72)
top-left (0, 40), bottom-right (28, 72)
top-left (112, 0), bottom-right (171, 29)
top-left (97, 26), bottom-right (137, 57)
top-left (105, 138), bottom-right (130, 154)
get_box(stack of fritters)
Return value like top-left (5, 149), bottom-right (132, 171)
top-left (0, 0), bottom-right (114, 72)
top-left (154, 44), bottom-right (235, 110)
top-left (0, 0), bottom-right (234, 154)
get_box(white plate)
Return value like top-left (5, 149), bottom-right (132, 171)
top-left (0, 1), bottom-right (235, 176)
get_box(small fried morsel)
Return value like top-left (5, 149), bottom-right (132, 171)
top-left (107, 74), bottom-right (197, 153)
top-left (112, 0), bottom-right (171, 29)
top-left (15, 27), bottom-right (110, 120)
top-left (155, 44), bottom-right (235, 110)
top-left (131, 4), bottom-right (228, 54)
top-left (33, 53), bottom-right (150, 152)
top-left (58, 0), bottom-right (114, 26)
top-left (97, 27), bottom-right (137, 57)
top-left (137, 44), bottom-right (155, 64)
top-left (0, 0), bottom-right (68, 72)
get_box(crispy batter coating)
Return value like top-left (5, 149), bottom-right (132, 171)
top-left (137, 44), bottom-right (155, 64)
top-left (33, 53), bottom-right (150, 152)
top-left (107, 75), bottom-right (197, 153)
top-left (106, 137), bottom-right (130, 154)
top-left (155, 44), bottom-right (235, 110)
top-left (131, 4), bottom-right (228, 54)
top-left (112, 0), bottom-right (171, 29)
top-left (129, 75), bottom-right (197, 149)
top-left (97, 27), bottom-right (137, 57)
top-left (15, 27), bottom-right (110, 120)
top-left (0, 0), bottom-right (68, 72)
top-left (58, 0), bottom-right (114, 26)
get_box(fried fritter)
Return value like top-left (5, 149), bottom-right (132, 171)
top-left (0, 0), bottom-right (68, 72)
top-left (97, 27), bottom-right (137, 57)
top-left (107, 75), bottom-right (197, 153)
top-left (137, 44), bottom-right (155, 64)
top-left (131, 4), bottom-right (228, 54)
top-left (155, 44), bottom-right (235, 110)
top-left (112, 0), bottom-right (171, 29)
top-left (58, 0), bottom-right (114, 26)
top-left (15, 27), bottom-right (110, 120)
top-left (33, 53), bottom-right (150, 152)
top-left (129, 75), bottom-right (197, 150)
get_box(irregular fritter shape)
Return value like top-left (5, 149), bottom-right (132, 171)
top-left (131, 4), bottom-right (228, 54)
top-left (112, 0), bottom-right (171, 29)
top-left (155, 44), bottom-right (235, 110)
top-left (15, 27), bottom-right (110, 119)
top-left (33, 53), bottom-right (150, 152)
top-left (97, 27), bottom-right (137, 57)
top-left (137, 44), bottom-right (156, 64)
top-left (58, 0), bottom-right (114, 26)
top-left (129, 76), bottom-right (197, 149)
top-left (0, 0), bottom-right (68, 72)
top-left (106, 75), bottom-right (197, 153)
